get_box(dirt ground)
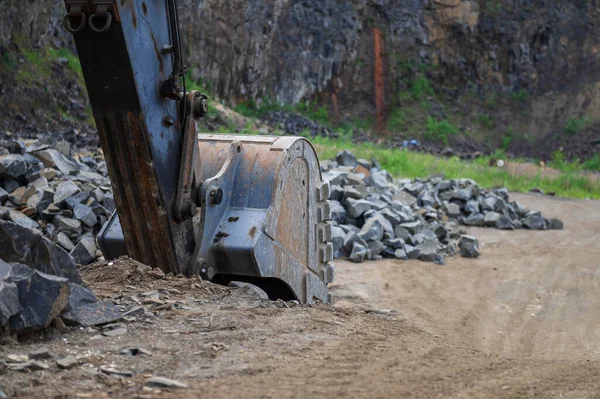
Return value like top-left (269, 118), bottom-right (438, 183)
top-left (2, 193), bottom-right (600, 398)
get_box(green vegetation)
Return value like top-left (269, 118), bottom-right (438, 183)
top-left (478, 114), bottom-right (496, 129)
top-left (480, 0), bottom-right (504, 15)
top-left (424, 117), bottom-right (458, 144)
top-left (410, 76), bottom-right (434, 101)
top-left (501, 127), bottom-right (513, 151)
top-left (550, 150), bottom-right (600, 174)
top-left (311, 135), bottom-right (600, 199)
top-left (564, 117), bottom-right (593, 135)
top-left (510, 89), bottom-right (529, 103)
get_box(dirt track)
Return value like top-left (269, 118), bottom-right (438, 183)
top-left (2, 193), bottom-right (600, 398)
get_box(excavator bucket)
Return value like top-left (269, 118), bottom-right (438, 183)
top-left (191, 135), bottom-right (334, 303)
top-left (99, 134), bottom-right (334, 303)
top-left (64, 0), bottom-right (334, 303)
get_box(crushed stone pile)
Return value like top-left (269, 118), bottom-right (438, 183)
top-left (323, 150), bottom-right (564, 264)
top-left (0, 137), bottom-right (115, 265)
top-left (0, 137), bottom-right (119, 335)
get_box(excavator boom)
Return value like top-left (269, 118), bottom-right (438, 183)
top-left (63, 0), bottom-right (334, 303)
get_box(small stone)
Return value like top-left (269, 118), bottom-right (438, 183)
top-left (70, 237), bottom-right (97, 265)
top-left (459, 235), bottom-right (480, 258)
top-left (464, 200), bottom-right (480, 215)
top-left (550, 218), bottom-right (564, 230)
top-left (0, 154), bottom-right (28, 179)
top-left (64, 191), bottom-right (90, 210)
top-left (330, 200), bottom-right (347, 224)
top-left (144, 376), bottom-right (189, 389)
top-left (7, 209), bottom-right (39, 230)
top-left (8, 186), bottom-right (27, 206)
top-left (24, 360), bottom-right (49, 371)
top-left (336, 150), bottom-right (358, 167)
top-left (392, 191), bottom-right (417, 207)
top-left (56, 356), bottom-right (78, 370)
top-left (40, 168), bottom-right (57, 181)
top-left (399, 221), bottom-right (423, 235)
top-left (29, 347), bottom-right (52, 360)
top-left (394, 249), bottom-right (408, 260)
top-left (495, 216), bottom-right (514, 230)
top-left (100, 367), bottom-right (133, 377)
top-left (484, 211), bottom-right (501, 226)
top-left (57, 217), bottom-right (82, 235)
top-left (56, 232), bottom-right (75, 251)
top-left (6, 354), bottom-right (29, 363)
top-left (343, 186), bottom-right (363, 200)
top-left (345, 198), bottom-right (373, 218)
top-left (103, 327), bottom-right (127, 337)
top-left (394, 226), bottom-right (410, 240)
top-left (349, 242), bottom-right (369, 263)
top-left (404, 245), bottom-right (421, 259)
top-left (34, 149), bottom-right (79, 176)
top-left (73, 204), bottom-right (97, 228)
top-left (121, 347), bottom-right (153, 356)
top-left (463, 213), bottom-right (485, 227)
top-left (54, 181), bottom-right (81, 204)
top-left (522, 213), bottom-right (546, 230)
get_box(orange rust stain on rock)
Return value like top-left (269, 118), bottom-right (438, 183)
top-left (249, 226), bottom-right (257, 238)
top-left (373, 28), bottom-right (385, 132)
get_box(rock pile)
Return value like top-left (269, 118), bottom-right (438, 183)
top-left (0, 220), bottom-right (120, 334)
top-left (323, 150), bottom-right (563, 264)
top-left (0, 138), bottom-right (115, 266)
top-left (0, 138), bottom-right (120, 334)
top-left (262, 110), bottom-right (334, 137)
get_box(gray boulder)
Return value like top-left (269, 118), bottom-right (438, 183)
top-left (495, 216), bottom-right (514, 230)
top-left (7, 210), bottom-right (40, 230)
top-left (399, 221), bottom-right (423, 235)
top-left (0, 260), bottom-right (21, 325)
top-left (0, 220), bottom-right (82, 284)
top-left (9, 264), bottom-right (70, 334)
top-left (463, 213), bottom-right (485, 227)
top-left (0, 154), bottom-right (28, 179)
top-left (550, 218), bottom-right (564, 230)
top-left (459, 235), bottom-right (480, 258)
top-left (336, 150), bottom-right (358, 167)
top-left (34, 149), bottom-right (79, 176)
top-left (70, 236), bottom-right (97, 265)
top-left (61, 283), bottom-right (120, 327)
top-left (522, 213), bottom-right (546, 230)
top-left (345, 198), bottom-right (373, 218)
top-left (73, 204), bottom-right (97, 228)
top-left (484, 211), bottom-right (501, 227)
top-left (392, 191), bottom-right (417, 207)
top-left (349, 242), bottom-right (368, 263)
top-left (54, 181), bottom-right (81, 205)
top-left (330, 200), bottom-right (347, 225)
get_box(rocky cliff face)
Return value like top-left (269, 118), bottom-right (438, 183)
top-left (180, 1), bottom-right (600, 106)
top-left (1, 0), bottom-right (599, 159)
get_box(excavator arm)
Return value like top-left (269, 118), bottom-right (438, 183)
top-left (62, 0), bottom-right (334, 303)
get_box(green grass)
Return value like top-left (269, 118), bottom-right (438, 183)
top-left (311, 136), bottom-right (600, 199)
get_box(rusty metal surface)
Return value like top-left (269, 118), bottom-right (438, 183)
top-left (66, 0), bottom-right (195, 274)
top-left (193, 135), bottom-right (333, 303)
